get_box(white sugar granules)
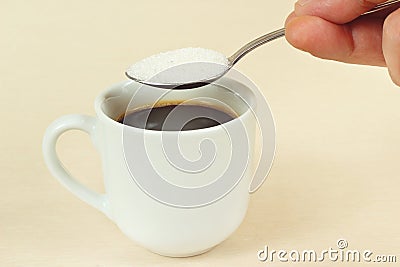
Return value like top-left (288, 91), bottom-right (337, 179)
top-left (126, 47), bottom-right (229, 84)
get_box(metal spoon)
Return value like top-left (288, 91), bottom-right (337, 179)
top-left (126, 0), bottom-right (400, 89)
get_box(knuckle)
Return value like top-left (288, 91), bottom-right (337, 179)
top-left (384, 8), bottom-right (400, 39)
top-left (358, 0), bottom-right (377, 9)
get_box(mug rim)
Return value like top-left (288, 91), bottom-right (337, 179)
top-left (94, 79), bottom-right (256, 133)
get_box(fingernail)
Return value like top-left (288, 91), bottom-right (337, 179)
top-left (297, 0), bottom-right (313, 6)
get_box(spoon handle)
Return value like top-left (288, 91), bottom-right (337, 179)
top-left (228, 0), bottom-right (400, 65)
top-left (228, 28), bottom-right (285, 65)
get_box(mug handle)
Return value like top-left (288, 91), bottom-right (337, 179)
top-left (42, 114), bottom-right (110, 217)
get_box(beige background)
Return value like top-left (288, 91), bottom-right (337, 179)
top-left (1, 0), bottom-right (399, 266)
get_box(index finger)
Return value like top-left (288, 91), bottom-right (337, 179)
top-left (295, 0), bottom-right (389, 24)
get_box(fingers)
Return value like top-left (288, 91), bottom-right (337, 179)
top-left (285, 13), bottom-right (386, 66)
top-left (383, 8), bottom-right (400, 86)
top-left (285, 15), bottom-right (354, 60)
top-left (295, 0), bottom-right (389, 24)
top-left (286, 0), bottom-right (400, 86)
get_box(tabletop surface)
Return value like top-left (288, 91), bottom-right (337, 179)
top-left (1, 1), bottom-right (399, 266)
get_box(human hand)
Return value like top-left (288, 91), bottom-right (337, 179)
top-left (285, 0), bottom-right (400, 86)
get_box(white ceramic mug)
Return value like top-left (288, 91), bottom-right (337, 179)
top-left (42, 75), bottom-right (275, 257)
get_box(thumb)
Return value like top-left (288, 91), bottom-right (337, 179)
top-left (383, 8), bottom-right (400, 86)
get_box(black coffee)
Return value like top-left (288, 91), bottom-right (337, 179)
top-left (117, 103), bottom-right (236, 131)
